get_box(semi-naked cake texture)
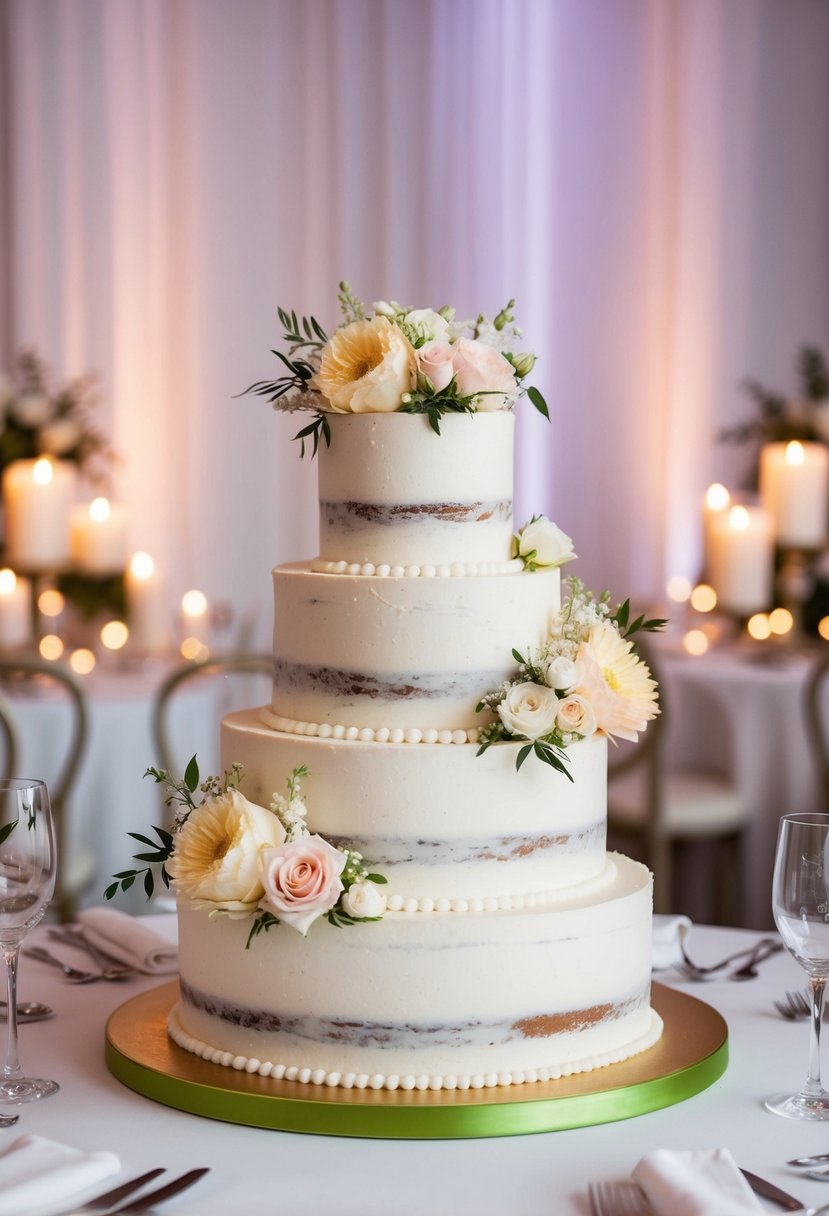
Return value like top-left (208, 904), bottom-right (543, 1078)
top-left (166, 294), bottom-right (662, 1094)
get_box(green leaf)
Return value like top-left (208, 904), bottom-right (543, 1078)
top-left (143, 869), bottom-right (155, 899)
top-left (527, 385), bottom-right (549, 420)
top-left (121, 874), bottom-right (136, 891)
top-left (127, 832), bottom-right (157, 847)
top-left (511, 648), bottom-right (526, 664)
top-left (516, 744), bottom-right (533, 770)
top-left (104, 882), bottom-right (118, 901)
top-left (366, 873), bottom-right (387, 884)
top-left (184, 755), bottom-right (200, 793)
top-left (0, 818), bottom-right (18, 846)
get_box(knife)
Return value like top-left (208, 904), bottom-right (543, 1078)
top-left (109, 1167), bottom-right (210, 1214)
top-left (740, 1167), bottom-right (803, 1211)
top-left (790, 1155), bottom-right (829, 1166)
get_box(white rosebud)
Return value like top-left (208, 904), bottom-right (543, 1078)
top-left (544, 655), bottom-right (582, 691)
top-left (514, 516), bottom-right (576, 569)
top-left (341, 880), bottom-right (387, 920)
top-left (404, 308), bottom-right (451, 345)
top-left (372, 300), bottom-right (396, 317)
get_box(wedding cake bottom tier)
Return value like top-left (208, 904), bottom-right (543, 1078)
top-left (221, 711), bottom-right (608, 907)
top-left (171, 854), bottom-right (659, 1091)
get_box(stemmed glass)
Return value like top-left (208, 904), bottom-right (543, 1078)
top-left (766, 811), bottom-right (829, 1119)
top-left (0, 778), bottom-right (59, 1102)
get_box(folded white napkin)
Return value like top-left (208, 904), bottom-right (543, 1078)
top-left (633, 1148), bottom-right (762, 1215)
top-left (77, 907), bottom-right (178, 975)
top-left (0, 1134), bottom-right (120, 1216)
top-left (652, 914), bottom-right (692, 970)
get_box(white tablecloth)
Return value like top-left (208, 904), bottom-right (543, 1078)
top-left (6, 917), bottom-right (829, 1215)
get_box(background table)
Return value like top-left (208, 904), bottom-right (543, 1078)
top-left (655, 637), bottom-right (827, 929)
top-left (5, 662), bottom-right (270, 913)
top-left (7, 916), bottom-right (829, 1215)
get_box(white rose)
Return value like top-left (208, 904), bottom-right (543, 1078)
top-left (168, 789), bottom-right (285, 913)
top-left (341, 880), bottom-right (387, 920)
top-left (497, 681), bottom-right (560, 741)
top-left (372, 300), bottom-right (397, 317)
top-left (555, 694), bottom-right (596, 737)
top-left (514, 516), bottom-right (576, 569)
top-left (404, 308), bottom-right (451, 345)
top-left (11, 391), bottom-right (52, 427)
top-left (544, 655), bottom-right (582, 690)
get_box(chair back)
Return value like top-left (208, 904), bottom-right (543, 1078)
top-left (804, 652), bottom-right (829, 806)
top-left (0, 657), bottom-right (89, 920)
top-left (152, 652), bottom-right (273, 777)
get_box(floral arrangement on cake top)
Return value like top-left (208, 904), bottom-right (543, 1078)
top-left (0, 349), bottom-right (113, 483)
top-left (476, 579), bottom-right (665, 776)
top-left (242, 281), bottom-right (549, 453)
top-left (105, 758), bottom-right (387, 945)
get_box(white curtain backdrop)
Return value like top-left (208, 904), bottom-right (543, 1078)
top-left (1, 0), bottom-right (828, 640)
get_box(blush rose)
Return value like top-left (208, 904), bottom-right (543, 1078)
top-left (260, 835), bottom-right (347, 935)
top-left (451, 338), bottom-right (517, 410)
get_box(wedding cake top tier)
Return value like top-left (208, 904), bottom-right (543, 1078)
top-left (315, 412), bottom-right (517, 572)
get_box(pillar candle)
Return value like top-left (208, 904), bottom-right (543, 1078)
top-left (702, 483), bottom-right (731, 578)
top-left (125, 551), bottom-right (170, 654)
top-left (707, 504), bottom-right (774, 616)
top-left (69, 497), bottom-right (129, 574)
top-left (759, 440), bottom-right (829, 548)
top-left (2, 458), bottom-right (76, 570)
top-left (0, 569), bottom-right (32, 648)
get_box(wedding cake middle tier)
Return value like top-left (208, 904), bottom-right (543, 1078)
top-left (271, 564), bottom-right (561, 732)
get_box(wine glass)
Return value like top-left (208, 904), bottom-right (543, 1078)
top-left (0, 778), bottom-right (59, 1102)
top-left (765, 811), bottom-right (829, 1119)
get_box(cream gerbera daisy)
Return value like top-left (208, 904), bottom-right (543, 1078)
top-left (573, 621), bottom-right (660, 742)
top-left (167, 789), bottom-right (285, 914)
top-left (313, 316), bottom-right (416, 413)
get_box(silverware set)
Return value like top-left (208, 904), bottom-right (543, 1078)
top-left (23, 927), bottom-right (134, 984)
top-left (589, 1164), bottom-right (829, 1215)
top-left (63, 1165), bottom-right (209, 1214)
top-left (676, 935), bottom-right (783, 981)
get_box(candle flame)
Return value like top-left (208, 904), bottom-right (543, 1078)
top-left (0, 569), bottom-right (16, 596)
top-left (129, 551), bottom-right (155, 580)
top-left (682, 629), bottom-right (709, 656)
top-left (33, 458), bottom-right (53, 485)
top-left (729, 505), bottom-right (750, 531)
top-left (90, 496), bottom-right (111, 522)
top-left (182, 589), bottom-right (208, 618)
top-left (786, 440), bottom-right (805, 466)
top-left (705, 483), bottom-right (730, 511)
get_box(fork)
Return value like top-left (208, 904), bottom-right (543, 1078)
top-left (588, 1179), bottom-right (652, 1215)
top-left (25, 945), bottom-right (121, 983)
top-left (775, 989), bottom-right (812, 1020)
top-left (65, 1167), bottom-right (209, 1215)
top-left (677, 936), bottom-right (777, 981)
top-left (48, 927), bottom-right (133, 978)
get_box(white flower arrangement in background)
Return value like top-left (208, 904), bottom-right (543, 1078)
top-left (241, 282), bottom-right (549, 454)
top-left (476, 579), bottom-right (664, 776)
top-left (106, 758), bottom-right (386, 947)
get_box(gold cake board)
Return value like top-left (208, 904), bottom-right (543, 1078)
top-left (105, 981), bottom-right (727, 1139)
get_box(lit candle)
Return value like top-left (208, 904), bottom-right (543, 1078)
top-left (702, 483), bottom-right (730, 577)
top-left (2, 458), bottom-right (77, 570)
top-left (69, 497), bottom-right (129, 574)
top-left (708, 504), bottom-right (774, 615)
top-left (759, 440), bottom-right (829, 548)
top-left (0, 569), bottom-right (32, 648)
top-left (181, 588), bottom-right (210, 644)
top-left (124, 551), bottom-right (170, 654)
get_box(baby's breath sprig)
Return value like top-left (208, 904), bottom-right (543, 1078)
top-left (270, 765), bottom-right (311, 841)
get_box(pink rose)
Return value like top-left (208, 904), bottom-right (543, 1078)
top-left (417, 341), bottom-right (455, 393)
top-left (452, 338), bottom-right (517, 410)
top-left (261, 835), bottom-right (346, 935)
